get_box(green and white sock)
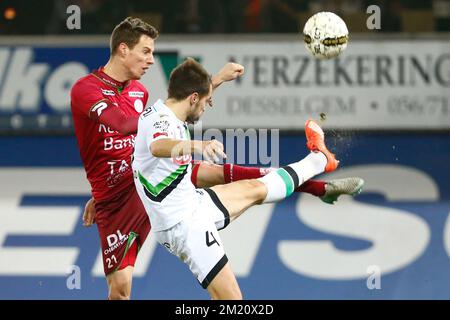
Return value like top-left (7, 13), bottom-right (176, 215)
top-left (258, 151), bottom-right (327, 203)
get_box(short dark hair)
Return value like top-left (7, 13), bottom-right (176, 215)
top-left (168, 58), bottom-right (212, 100)
top-left (110, 17), bottom-right (159, 55)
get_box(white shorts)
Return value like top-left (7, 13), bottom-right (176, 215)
top-left (153, 188), bottom-right (231, 289)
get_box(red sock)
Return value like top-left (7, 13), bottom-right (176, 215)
top-left (191, 162), bottom-right (201, 187)
top-left (223, 163), bottom-right (271, 183)
top-left (295, 180), bottom-right (326, 196)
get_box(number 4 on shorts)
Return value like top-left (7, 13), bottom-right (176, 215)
top-left (205, 231), bottom-right (219, 247)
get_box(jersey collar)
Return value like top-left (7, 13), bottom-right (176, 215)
top-left (154, 99), bottom-right (185, 125)
top-left (92, 67), bottom-right (129, 91)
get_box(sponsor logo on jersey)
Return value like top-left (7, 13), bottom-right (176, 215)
top-left (104, 230), bottom-right (128, 255)
top-left (129, 91), bottom-right (145, 98)
top-left (101, 89), bottom-right (115, 96)
top-left (173, 154), bottom-right (192, 165)
top-left (91, 101), bottom-right (108, 116)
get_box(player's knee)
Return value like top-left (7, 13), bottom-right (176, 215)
top-left (210, 286), bottom-right (243, 300)
top-left (206, 164), bottom-right (224, 184)
top-left (243, 179), bottom-right (267, 204)
top-left (222, 286), bottom-right (243, 300)
top-left (109, 292), bottom-right (130, 300)
top-left (208, 273), bottom-right (243, 300)
top-left (231, 289), bottom-right (243, 300)
top-left (198, 162), bottom-right (224, 186)
top-left (108, 283), bottom-right (131, 300)
top-left (108, 273), bottom-right (132, 300)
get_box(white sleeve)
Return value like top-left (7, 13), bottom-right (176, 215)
top-left (145, 113), bottom-right (175, 150)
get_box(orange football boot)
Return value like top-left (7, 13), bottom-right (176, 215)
top-left (305, 119), bottom-right (339, 172)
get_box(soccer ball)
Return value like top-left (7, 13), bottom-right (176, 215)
top-left (303, 12), bottom-right (349, 59)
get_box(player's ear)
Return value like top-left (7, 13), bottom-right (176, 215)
top-left (118, 43), bottom-right (128, 57)
top-left (190, 93), bottom-right (199, 106)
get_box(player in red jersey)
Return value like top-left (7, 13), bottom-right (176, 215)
top-left (72, 17), bottom-right (364, 300)
top-left (71, 17), bottom-right (158, 300)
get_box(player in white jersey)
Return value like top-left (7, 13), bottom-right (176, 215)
top-left (133, 98), bottom-right (199, 231)
top-left (133, 58), bottom-right (342, 299)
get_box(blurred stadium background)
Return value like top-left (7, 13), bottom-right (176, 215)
top-left (0, 0), bottom-right (449, 299)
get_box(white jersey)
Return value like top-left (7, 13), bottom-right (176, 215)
top-left (132, 99), bottom-right (198, 231)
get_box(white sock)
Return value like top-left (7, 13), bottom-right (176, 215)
top-left (258, 151), bottom-right (327, 203)
top-left (289, 151), bottom-right (327, 184)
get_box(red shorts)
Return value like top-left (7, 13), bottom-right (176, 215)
top-left (95, 184), bottom-right (150, 276)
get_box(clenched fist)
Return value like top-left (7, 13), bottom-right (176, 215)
top-left (212, 62), bottom-right (245, 89)
top-left (218, 62), bottom-right (245, 82)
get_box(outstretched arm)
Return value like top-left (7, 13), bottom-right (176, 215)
top-left (99, 63), bottom-right (245, 133)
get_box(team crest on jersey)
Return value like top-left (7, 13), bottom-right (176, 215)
top-left (101, 89), bottom-right (115, 96)
top-left (134, 99), bottom-right (144, 113)
top-left (129, 91), bottom-right (145, 98)
top-left (153, 120), bottom-right (170, 131)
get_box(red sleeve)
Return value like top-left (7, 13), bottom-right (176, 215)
top-left (71, 80), bottom-right (105, 117)
top-left (71, 79), bottom-right (138, 135)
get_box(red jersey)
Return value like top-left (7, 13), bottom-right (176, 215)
top-left (71, 68), bottom-right (149, 201)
